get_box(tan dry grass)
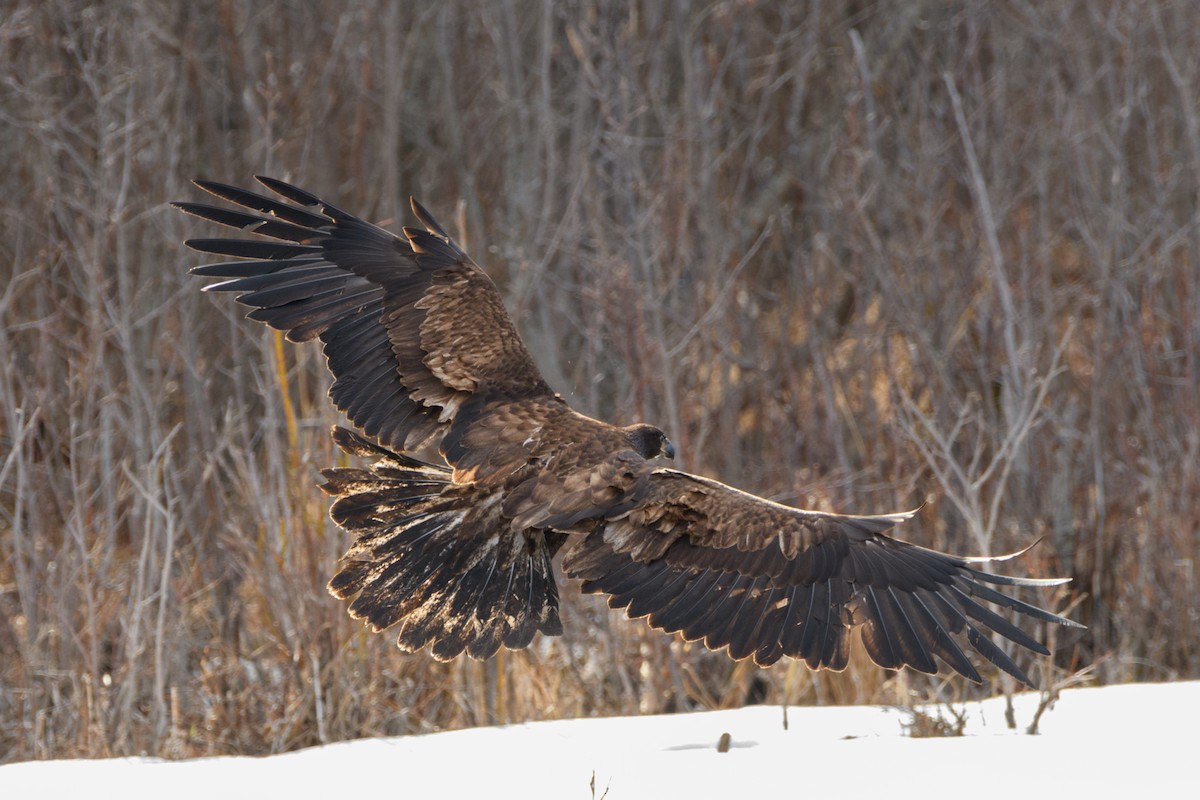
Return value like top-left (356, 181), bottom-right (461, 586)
top-left (2, 0), bottom-right (1194, 762)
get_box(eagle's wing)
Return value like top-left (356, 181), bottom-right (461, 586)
top-left (563, 470), bottom-right (1082, 686)
top-left (174, 177), bottom-right (554, 454)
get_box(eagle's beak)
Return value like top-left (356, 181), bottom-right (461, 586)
top-left (663, 439), bottom-right (676, 460)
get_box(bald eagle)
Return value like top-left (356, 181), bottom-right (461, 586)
top-left (175, 177), bottom-right (1080, 686)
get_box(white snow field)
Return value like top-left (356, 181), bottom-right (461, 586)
top-left (4, 681), bottom-right (1190, 799)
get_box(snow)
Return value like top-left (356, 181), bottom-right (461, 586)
top-left (4, 681), bottom-right (1191, 798)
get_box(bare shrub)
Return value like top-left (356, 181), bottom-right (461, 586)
top-left (1, 0), bottom-right (1195, 761)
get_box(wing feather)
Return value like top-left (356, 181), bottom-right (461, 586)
top-left (818, 579), bottom-right (851, 671)
top-left (184, 238), bottom-right (322, 260)
top-left (632, 570), bottom-right (722, 634)
top-left (625, 566), bottom-right (692, 621)
top-left (681, 574), bottom-right (755, 646)
top-left (799, 580), bottom-right (831, 669)
top-left (191, 179), bottom-right (333, 228)
top-left (727, 584), bottom-right (778, 661)
top-left (903, 591), bottom-right (982, 682)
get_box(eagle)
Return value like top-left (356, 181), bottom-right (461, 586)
top-left (175, 176), bottom-right (1081, 687)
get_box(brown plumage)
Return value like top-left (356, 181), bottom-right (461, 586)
top-left (176, 176), bottom-right (1081, 687)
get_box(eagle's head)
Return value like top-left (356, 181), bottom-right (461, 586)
top-left (624, 424), bottom-right (675, 461)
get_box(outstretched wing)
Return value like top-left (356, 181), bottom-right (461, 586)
top-left (174, 177), bottom-right (554, 454)
top-left (563, 470), bottom-right (1082, 687)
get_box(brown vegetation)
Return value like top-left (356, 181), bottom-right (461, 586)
top-left (1, 0), bottom-right (1196, 762)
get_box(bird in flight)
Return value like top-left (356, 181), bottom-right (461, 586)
top-left (175, 177), bottom-right (1080, 687)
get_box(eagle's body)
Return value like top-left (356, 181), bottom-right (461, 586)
top-left (177, 177), bottom-right (1081, 686)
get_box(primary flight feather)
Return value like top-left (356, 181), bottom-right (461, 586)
top-left (176, 177), bottom-right (1081, 686)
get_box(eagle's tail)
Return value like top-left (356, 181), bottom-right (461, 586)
top-left (319, 426), bottom-right (564, 660)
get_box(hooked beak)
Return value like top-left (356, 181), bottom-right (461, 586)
top-left (662, 439), bottom-right (676, 460)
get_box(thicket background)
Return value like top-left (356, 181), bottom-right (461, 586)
top-left (2, 0), bottom-right (1197, 763)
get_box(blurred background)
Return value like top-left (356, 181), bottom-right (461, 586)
top-left (2, 0), bottom-right (1197, 762)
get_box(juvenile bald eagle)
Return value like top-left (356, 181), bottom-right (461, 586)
top-left (176, 177), bottom-right (1080, 686)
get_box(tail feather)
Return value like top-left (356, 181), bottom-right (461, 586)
top-left (321, 426), bottom-right (562, 660)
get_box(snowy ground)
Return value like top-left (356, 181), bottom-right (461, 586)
top-left (5, 681), bottom-right (1190, 798)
